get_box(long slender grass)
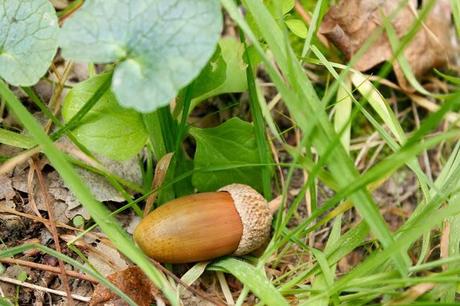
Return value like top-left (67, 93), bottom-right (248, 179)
top-left (1, 0), bottom-right (459, 304)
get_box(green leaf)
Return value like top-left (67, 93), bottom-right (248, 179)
top-left (0, 79), bottom-right (178, 304)
top-left (0, 243), bottom-right (138, 305)
top-left (224, 0), bottom-right (411, 273)
top-left (0, 0), bottom-right (59, 86)
top-left (17, 271), bottom-right (27, 282)
top-left (59, 0), bottom-right (222, 113)
top-left (265, 0), bottom-right (295, 16)
top-left (0, 128), bottom-right (35, 149)
top-left (0, 297), bottom-right (13, 306)
top-left (210, 258), bottom-right (289, 306)
top-left (190, 44), bottom-right (227, 99)
top-left (190, 117), bottom-right (265, 192)
top-left (281, 0), bottom-right (295, 15)
top-left (62, 73), bottom-right (148, 161)
top-left (285, 19), bottom-right (308, 38)
top-left (190, 37), bottom-right (249, 109)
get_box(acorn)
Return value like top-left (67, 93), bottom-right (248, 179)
top-left (133, 184), bottom-right (278, 263)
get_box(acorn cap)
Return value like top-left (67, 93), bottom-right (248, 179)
top-left (219, 184), bottom-right (272, 256)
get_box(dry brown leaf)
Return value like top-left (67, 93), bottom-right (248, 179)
top-left (0, 175), bottom-right (15, 201)
top-left (144, 152), bottom-right (174, 215)
top-left (387, 283), bottom-right (435, 305)
top-left (90, 266), bottom-right (160, 306)
top-left (320, 0), bottom-right (452, 88)
top-left (87, 241), bottom-right (129, 277)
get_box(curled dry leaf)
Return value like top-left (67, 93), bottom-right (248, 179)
top-left (0, 175), bottom-right (16, 206)
top-left (85, 240), bottom-right (128, 277)
top-left (90, 266), bottom-right (160, 306)
top-left (320, 0), bottom-right (453, 88)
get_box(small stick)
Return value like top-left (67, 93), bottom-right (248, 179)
top-left (45, 61), bottom-right (74, 133)
top-left (294, 1), bottom-right (330, 47)
top-left (268, 196), bottom-right (283, 215)
top-left (0, 258), bottom-right (97, 284)
top-left (0, 207), bottom-right (83, 232)
top-left (0, 276), bottom-right (90, 302)
top-left (32, 160), bottom-right (75, 306)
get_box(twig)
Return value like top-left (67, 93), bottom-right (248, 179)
top-left (0, 258), bottom-right (97, 284)
top-left (32, 159), bottom-right (75, 306)
top-left (0, 207), bottom-right (86, 233)
top-left (0, 276), bottom-right (90, 302)
top-left (294, 1), bottom-right (330, 47)
top-left (45, 61), bottom-right (73, 133)
top-left (409, 94), bottom-right (460, 126)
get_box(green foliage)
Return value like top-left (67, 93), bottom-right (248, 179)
top-left (0, 128), bottom-right (34, 149)
top-left (190, 117), bottom-right (267, 192)
top-left (189, 44), bottom-right (227, 99)
top-left (0, 243), bottom-right (138, 305)
top-left (59, 0), bottom-right (222, 113)
top-left (0, 0), bottom-right (58, 86)
top-left (190, 37), bottom-right (250, 110)
top-left (16, 271), bottom-right (27, 282)
top-left (0, 298), bottom-right (13, 306)
top-left (211, 258), bottom-right (289, 306)
top-left (1, 0), bottom-right (460, 304)
top-left (62, 73), bottom-right (148, 160)
top-left (0, 80), bottom-right (178, 305)
top-left (265, 0), bottom-right (295, 16)
top-left (285, 19), bottom-right (308, 38)
top-left (72, 215), bottom-right (85, 228)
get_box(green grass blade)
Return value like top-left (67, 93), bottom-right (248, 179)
top-left (0, 79), bottom-right (179, 305)
top-left (383, 15), bottom-right (431, 96)
top-left (0, 244), bottom-right (137, 306)
top-left (234, 0), bottom-right (410, 273)
top-left (0, 128), bottom-right (34, 149)
top-left (210, 258), bottom-right (289, 306)
top-left (300, 0), bottom-right (326, 58)
top-left (51, 72), bottom-right (112, 141)
top-left (308, 189), bottom-right (460, 304)
top-left (452, 0), bottom-right (460, 36)
top-left (242, 38), bottom-right (273, 199)
top-left (333, 77), bottom-right (352, 152)
top-left (280, 222), bottom-right (370, 292)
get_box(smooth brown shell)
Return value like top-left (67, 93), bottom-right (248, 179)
top-left (133, 192), bottom-right (243, 263)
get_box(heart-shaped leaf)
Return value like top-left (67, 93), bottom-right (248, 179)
top-left (62, 73), bottom-right (148, 161)
top-left (190, 117), bottom-right (267, 192)
top-left (191, 37), bottom-right (249, 108)
top-left (0, 0), bottom-right (59, 86)
top-left (59, 0), bottom-right (223, 113)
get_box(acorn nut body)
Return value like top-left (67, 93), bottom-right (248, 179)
top-left (133, 184), bottom-right (272, 263)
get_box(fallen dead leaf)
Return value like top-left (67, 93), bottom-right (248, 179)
top-left (90, 266), bottom-right (160, 306)
top-left (87, 241), bottom-right (129, 277)
top-left (320, 0), bottom-right (452, 89)
top-left (387, 282), bottom-right (435, 305)
top-left (0, 175), bottom-right (16, 210)
top-left (0, 175), bottom-right (15, 201)
top-left (10, 149), bottom-right (143, 221)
